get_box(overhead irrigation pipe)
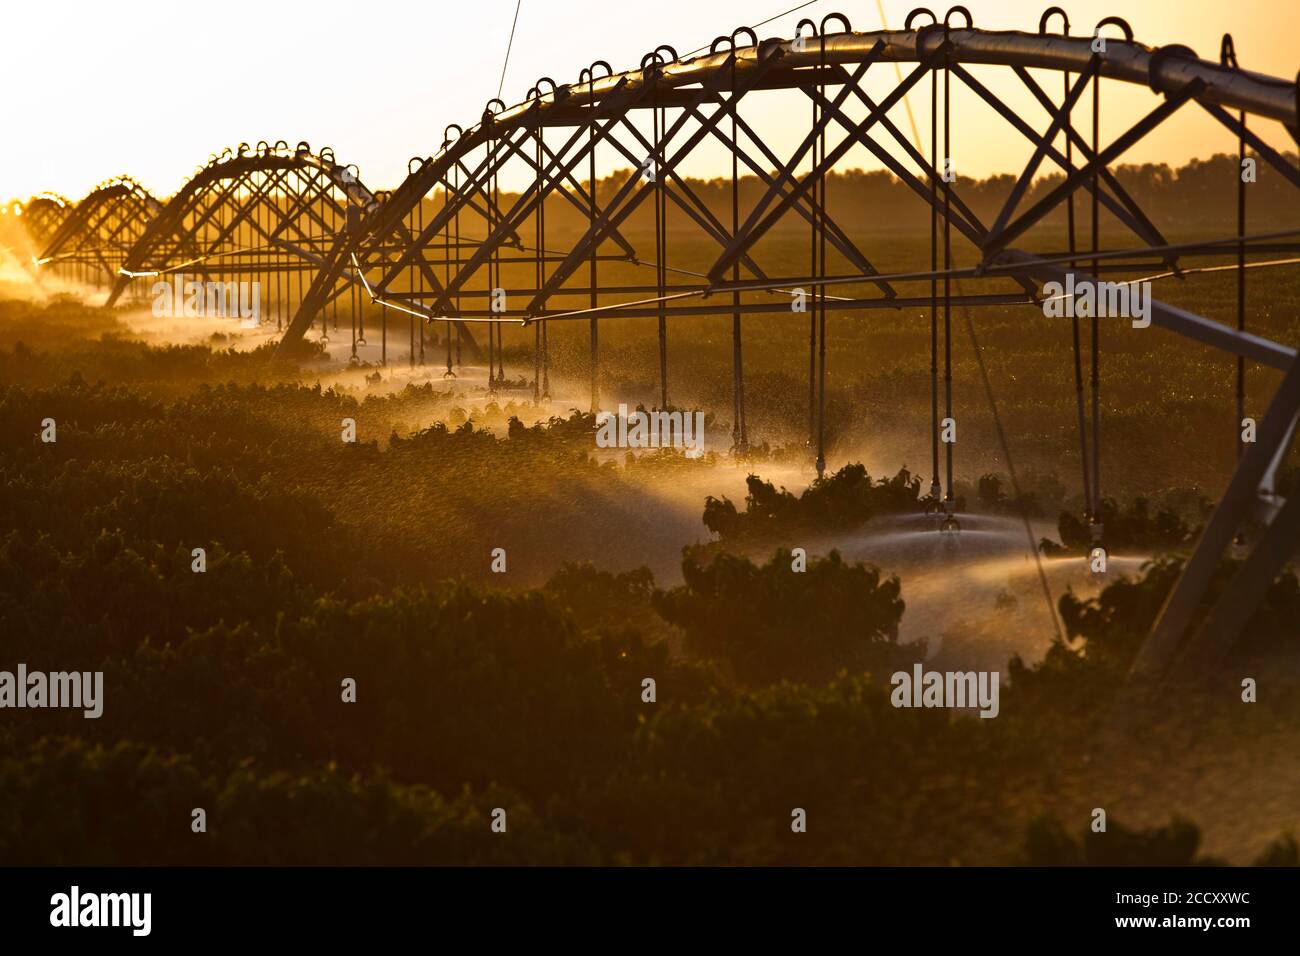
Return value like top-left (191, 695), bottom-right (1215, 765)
top-left (348, 252), bottom-right (524, 326)
top-left (473, 28), bottom-right (1297, 134)
top-left (523, 228), bottom-right (1300, 323)
top-left (997, 249), bottom-right (1297, 371)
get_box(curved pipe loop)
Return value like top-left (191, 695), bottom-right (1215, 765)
top-left (1220, 33), bottom-right (1238, 70)
top-left (1038, 6), bottom-right (1069, 36)
top-left (579, 60), bottom-right (613, 84)
top-left (640, 50), bottom-right (667, 75)
top-left (1095, 16), bottom-right (1134, 43)
top-left (819, 13), bottom-right (851, 35)
top-left (944, 6), bottom-right (973, 31)
top-left (904, 8), bottom-right (937, 31)
top-left (483, 98), bottom-right (507, 120)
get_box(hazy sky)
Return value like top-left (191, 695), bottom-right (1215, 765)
top-left (3, 0), bottom-right (1296, 201)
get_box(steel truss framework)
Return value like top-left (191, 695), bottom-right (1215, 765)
top-left (11, 194), bottom-right (71, 249)
top-left (99, 142), bottom-right (405, 342)
top-left (34, 177), bottom-right (162, 286)
top-left (17, 7), bottom-right (1300, 691)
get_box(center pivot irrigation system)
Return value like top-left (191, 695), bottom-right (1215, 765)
top-left (12, 6), bottom-right (1300, 690)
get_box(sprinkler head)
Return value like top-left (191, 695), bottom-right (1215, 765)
top-left (1230, 530), bottom-right (1249, 559)
top-left (926, 480), bottom-right (943, 515)
top-left (1089, 519), bottom-right (1104, 544)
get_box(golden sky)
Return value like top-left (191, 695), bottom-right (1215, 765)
top-left (2, 0), bottom-right (1296, 201)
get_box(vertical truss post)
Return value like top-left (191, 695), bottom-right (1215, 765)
top-left (942, 38), bottom-right (954, 508)
top-left (814, 31), bottom-right (829, 478)
top-left (929, 46), bottom-right (941, 505)
top-left (1090, 55), bottom-right (1102, 533)
top-left (653, 63), bottom-right (669, 410)
top-left (1130, 355), bottom-right (1300, 686)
